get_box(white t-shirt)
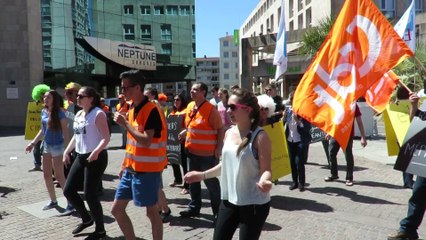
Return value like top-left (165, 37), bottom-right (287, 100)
top-left (73, 107), bottom-right (105, 154)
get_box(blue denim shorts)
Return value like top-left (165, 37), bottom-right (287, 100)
top-left (42, 142), bottom-right (64, 157)
top-left (115, 169), bottom-right (161, 207)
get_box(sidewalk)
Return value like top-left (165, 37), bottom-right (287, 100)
top-left (0, 130), bottom-right (424, 240)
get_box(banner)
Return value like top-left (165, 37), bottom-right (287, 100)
top-left (310, 125), bottom-right (327, 143)
top-left (293, 0), bottom-right (413, 151)
top-left (263, 123), bottom-right (291, 181)
top-left (383, 109), bottom-right (400, 156)
top-left (395, 117), bottom-right (426, 178)
top-left (166, 115), bottom-right (184, 165)
top-left (25, 102), bottom-right (43, 140)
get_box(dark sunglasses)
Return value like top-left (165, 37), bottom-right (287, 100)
top-left (76, 94), bottom-right (89, 99)
top-left (227, 103), bottom-right (250, 111)
top-left (121, 85), bottom-right (136, 91)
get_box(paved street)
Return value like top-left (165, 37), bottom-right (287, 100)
top-left (0, 126), bottom-right (425, 240)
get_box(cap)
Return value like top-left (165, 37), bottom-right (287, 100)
top-left (158, 93), bottom-right (167, 101)
top-left (101, 97), bottom-right (105, 101)
top-left (118, 94), bottom-right (125, 99)
top-left (65, 82), bottom-right (81, 91)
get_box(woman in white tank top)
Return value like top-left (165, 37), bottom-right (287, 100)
top-left (63, 87), bottom-right (110, 239)
top-left (184, 89), bottom-right (272, 240)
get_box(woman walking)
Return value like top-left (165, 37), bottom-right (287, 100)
top-left (185, 89), bottom-right (272, 240)
top-left (63, 87), bottom-right (110, 239)
top-left (25, 90), bottom-right (70, 210)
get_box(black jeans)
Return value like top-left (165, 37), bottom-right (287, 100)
top-left (329, 137), bottom-right (354, 181)
top-left (171, 144), bottom-right (189, 189)
top-left (287, 141), bottom-right (306, 185)
top-left (213, 200), bottom-right (270, 240)
top-left (187, 153), bottom-right (221, 215)
top-left (64, 150), bottom-right (108, 231)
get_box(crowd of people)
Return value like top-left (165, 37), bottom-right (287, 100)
top-left (24, 70), bottom-right (425, 240)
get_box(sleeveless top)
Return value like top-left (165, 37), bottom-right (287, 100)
top-left (220, 126), bottom-right (270, 205)
top-left (73, 107), bottom-right (105, 154)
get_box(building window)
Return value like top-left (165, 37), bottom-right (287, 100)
top-left (192, 24), bottom-right (196, 41)
top-left (223, 52), bottom-right (229, 58)
top-left (140, 6), bottom-right (150, 15)
top-left (260, 24), bottom-right (264, 35)
top-left (234, 62), bottom-right (238, 68)
top-left (223, 40), bottom-right (229, 47)
top-left (224, 74), bottom-right (229, 80)
top-left (180, 6), bottom-right (190, 16)
top-left (306, 7), bottom-right (312, 27)
top-left (224, 62), bottom-right (229, 69)
top-left (235, 73), bottom-right (239, 79)
top-left (124, 5), bottom-right (134, 15)
top-left (232, 51), bottom-right (238, 58)
top-left (212, 61), bottom-right (218, 66)
top-left (270, 14), bottom-right (274, 32)
top-left (123, 24), bottom-right (135, 40)
top-left (192, 43), bottom-right (196, 58)
top-left (154, 6), bottom-right (164, 15)
top-left (416, 0), bottom-right (423, 13)
top-left (298, 14), bottom-right (303, 29)
top-left (298, 0), bottom-right (303, 11)
top-left (306, 0), bottom-right (311, 5)
top-left (161, 24), bottom-right (172, 40)
top-left (289, 20), bottom-right (294, 31)
top-left (141, 25), bottom-right (151, 39)
top-left (166, 5), bottom-right (178, 15)
top-left (289, 0), bottom-right (293, 18)
top-left (380, 0), bottom-right (395, 19)
top-left (161, 43), bottom-right (172, 55)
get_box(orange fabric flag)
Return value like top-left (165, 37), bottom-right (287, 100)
top-left (365, 70), bottom-right (399, 113)
top-left (292, 0), bottom-right (413, 150)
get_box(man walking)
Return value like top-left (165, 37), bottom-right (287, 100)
top-left (179, 82), bottom-right (224, 220)
top-left (111, 70), bottom-right (167, 240)
top-left (388, 92), bottom-right (426, 240)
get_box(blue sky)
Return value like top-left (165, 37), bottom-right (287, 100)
top-left (195, 0), bottom-right (259, 58)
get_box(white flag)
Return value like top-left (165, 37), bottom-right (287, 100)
top-left (273, 0), bottom-right (287, 80)
top-left (394, 0), bottom-right (416, 51)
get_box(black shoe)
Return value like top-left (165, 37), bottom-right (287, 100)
top-left (324, 176), bottom-right (339, 182)
top-left (28, 166), bottom-right (42, 172)
top-left (161, 209), bottom-right (172, 223)
top-left (387, 230), bottom-right (418, 240)
top-left (72, 220), bottom-right (94, 234)
top-left (85, 231), bottom-right (106, 240)
top-left (289, 183), bottom-right (298, 190)
top-left (299, 185), bottom-right (305, 192)
top-left (179, 209), bottom-right (200, 218)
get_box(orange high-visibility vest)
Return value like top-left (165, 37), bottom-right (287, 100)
top-left (116, 102), bottom-right (130, 113)
top-left (122, 101), bottom-right (167, 172)
top-left (185, 101), bottom-right (218, 153)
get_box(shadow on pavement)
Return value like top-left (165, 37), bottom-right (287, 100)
top-left (105, 237), bottom-right (147, 240)
top-left (102, 173), bottom-right (119, 182)
top-left (0, 127), bottom-right (24, 137)
top-left (168, 213), bottom-right (214, 230)
top-left (0, 186), bottom-right (19, 198)
top-left (354, 180), bottom-right (404, 189)
top-left (308, 187), bottom-right (399, 205)
top-left (99, 188), bottom-right (118, 202)
top-left (270, 195), bottom-right (333, 212)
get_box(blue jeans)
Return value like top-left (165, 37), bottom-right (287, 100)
top-left (187, 153), bottom-right (221, 215)
top-left (33, 140), bottom-right (43, 167)
top-left (399, 176), bottom-right (426, 237)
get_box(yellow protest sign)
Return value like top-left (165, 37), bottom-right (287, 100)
top-left (25, 102), bottom-right (43, 140)
top-left (262, 123), bottom-right (291, 181)
top-left (383, 109), bottom-right (399, 156)
top-left (386, 101), bottom-right (411, 145)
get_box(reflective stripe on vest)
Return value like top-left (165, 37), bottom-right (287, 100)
top-left (123, 101), bottom-right (167, 172)
top-left (185, 101), bottom-right (218, 152)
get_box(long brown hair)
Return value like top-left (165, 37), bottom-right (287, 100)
top-left (233, 89), bottom-right (260, 156)
top-left (45, 90), bottom-right (64, 131)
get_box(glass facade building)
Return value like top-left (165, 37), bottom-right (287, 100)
top-left (41, 0), bottom-right (196, 95)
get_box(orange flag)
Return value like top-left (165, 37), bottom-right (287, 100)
top-left (365, 70), bottom-right (399, 113)
top-left (292, 0), bottom-right (413, 150)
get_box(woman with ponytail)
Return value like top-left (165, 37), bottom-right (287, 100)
top-left (184, 89), bottom-right (272, 240)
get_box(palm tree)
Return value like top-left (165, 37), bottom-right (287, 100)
top-left (298, 16), bottom-right (334, 56)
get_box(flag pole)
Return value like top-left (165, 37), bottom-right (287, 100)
top-left (398, 80), bottom-right (413, 94)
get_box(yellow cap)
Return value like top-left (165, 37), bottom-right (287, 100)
top-left (65, 82), bottom-right (81, 90)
